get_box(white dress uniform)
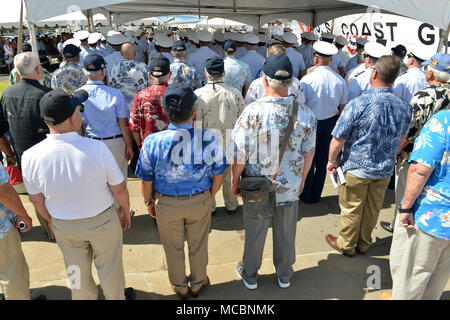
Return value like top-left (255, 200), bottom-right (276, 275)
top-left (185, 46), bottom-right (221, 85)
top-left (239, 49), bottom-right (265, 80)
top-left (393, 67), bottom-right (428, 103)
top-left (79, 45), bottom-right (90, 66)
top-left (345, 63), bottom-right (366, 87)
top-left (347, 66), bottom-right (374, 102)
top-left (286, 47), bottom-right (306, 78)
top-left (345, 50), bottom-right (362, 74)
top-left (330, 49), bottom-right (346, 71)
top-left (245, 77), bottom-right (306, 106)
top-left (296, 44), bottom-right (314, 70)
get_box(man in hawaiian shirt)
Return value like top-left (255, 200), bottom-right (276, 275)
top-left (222, 39), bottom-right (252, 98)
top-left (229, 54), bottom-right (316, 290)
top-left (51, 44), bottom-right (88, 92)
top-left (326, 55), bottom-right (412, 257)
top-left (390, 110), bottom-right (450, 300)
top-left (0, 164), bottom-right (33, 299)
top-left (129, 54), bottom-right (170, 149)
top-left (168, 40), bottom-right (199, 89)
top-left (380, 52), bottom-right (450, 233)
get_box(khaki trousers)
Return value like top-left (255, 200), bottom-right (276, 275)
top-left (337, 173), bottom-right (390, 255)
top-left (390, 162), bottom-right (409, 228)
top-left (52, 206), bottom-right (125, 300)
top-left (155, 190), bottom-right (211, 294)
top-left (390, 218), bottom-right (450, 300)
top-left (102, 137), bottom-right (128, 184)
top-left (213, 166), bottom-right (239, 212)
top-left (0, 228), bottom-right (30, 300)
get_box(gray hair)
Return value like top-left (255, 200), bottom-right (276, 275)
top-left (172, 50), bottom-right (187, 58)
top-left (263, 73), bottom-right (293, 89)
top-left (206, 71), bottom-right (224, 82)
top-left (150, 73), bottom-right (171, 83)
top-left (14, 52), bottom-right (40, 77)
top-left (374, 55), bottom-right (400, 84)
top-left (83, 69), bottom-right (103, 79)
top-left (428, 66), bottom-right (450, 83)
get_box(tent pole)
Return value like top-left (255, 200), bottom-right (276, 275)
top-left (17, 0), bottom-right (24, 55)
top-left (87, 9), bottom-right (92, 32)
top-left (23, 0), bottom-right (39, 59)
top-left (258, 15), bottom-right (261, 29)
top-left (445, 24), bottom-right (450, 53)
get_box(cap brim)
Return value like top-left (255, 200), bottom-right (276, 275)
top-left (72, 89), bottom-right (89, 105)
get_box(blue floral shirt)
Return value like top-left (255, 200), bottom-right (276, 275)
top-left (228, 96), bottom-right (317, 205)
top-left (51, 62), bottom-right (88, 93)
top-left (409, 110), bottom-right (450, 240)
top-left (135, 122), bottom-right (228, 196)
top-left (223, 56), bottom-right (252, 93)
top-left (0, 166), bottom-right (16, 239)
top-left (333, 88), bottom-right (412, 179)
top-left (169, 59), bottom-right (199, 89)
top-left (108, 59), bottom-right (150, 110)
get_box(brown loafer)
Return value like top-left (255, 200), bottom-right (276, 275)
top-left (325, 234), bottom-right (355, 257)
top-left (191, 277), bottom-right (209, 297)
top-left (171, 285), bottom-right (188, 299)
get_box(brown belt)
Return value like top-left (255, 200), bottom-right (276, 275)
top-left (156, 190), bottom-right (207, 199)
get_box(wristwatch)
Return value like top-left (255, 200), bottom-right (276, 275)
top-left (398, 207), bottom-right (413, 213)
top-left (144, 199), bottom-right (153, 206)
top-left (328, 159), bottom-right (338, 163)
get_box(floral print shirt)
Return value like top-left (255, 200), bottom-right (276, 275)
top-left (0, 166), bottom-right (15, 239)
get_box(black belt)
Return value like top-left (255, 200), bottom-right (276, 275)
top-left (157, 190), bottom-right (207, 199)
top-left (89, 134), bottom-right (123, 141)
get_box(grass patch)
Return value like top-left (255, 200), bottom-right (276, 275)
top-left (0, 81), bottom-right (9, 97)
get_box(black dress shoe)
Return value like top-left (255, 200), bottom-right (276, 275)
top-left (380, 221), bottom-right (393, 233)
top-left (125, 287), bottom-right (136, 300)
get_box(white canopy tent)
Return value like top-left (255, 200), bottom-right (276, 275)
top-left (196, 17), bottom-right (246, 28)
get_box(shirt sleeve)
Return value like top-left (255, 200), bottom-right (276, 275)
top-left (409, 113), bottom-right (447, 169)
top-left (332, 101), bottom-right (357, 140)
top-left (100, 142), bottom-right (125, 186)
top-left (115, 91), bottom-right (130, 119)
top-left (298, 54), bottom-right (306, 71)
top-left (299, 80), bottom-right (313, 108)
top-left (129, 94), bottom-right (141, 133)
top-left (0, 166), bottom-right (9, 186)
top-left (21, 152), bottom-right (40, 195)
top-left (301, 111), bottom-right (317, 154)
top-left (135, 138), bottom-right (156, 181)
top-left (347, 79), bottom-right (361, 102)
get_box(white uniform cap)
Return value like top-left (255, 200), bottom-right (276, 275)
top-left (301, 32), bottom-right (317, 41)
top-left (124, 30), bottom-right (136, 38)
top-left (197, 30), bottom-right (213, 42)
top-left (63, 38), bottom-right (81, 48)
top-left (356, 37), bottom-right (369, 46)
top-left (214, 33), bottom-right (225, 43)
top-left (73, 30), bottom-right (90, 41)
top-left (334, 35), bottom-right (348, 46)
top-left (124, 36), bottom-right (135, 44)
top-left (244, 34), bottom-right (260, 45)
top-left (101, 34), bottom-right (106, 41)
top-left (88, 33), bottom-right (102, 45)
top-left (410, 47), bottom-right (433, 62)
top-left (364, 41), bottom-right (391, 59)
top-left (236, 33), bottom-right (246, 43)
top-left (321, 32), bottom-right (336, 41)
top-left (282, 32), bottom-right (298, 44)
top-left (107, 30), bottom-right (118, 37)
top-left (156, 35), bottom-right (174, 48)
top-left (313, 41), bottom-right (338, 56)
top-left (223, 32), bottom-right (234, 41)
top-left (107, 33), bottom-right (127, 45)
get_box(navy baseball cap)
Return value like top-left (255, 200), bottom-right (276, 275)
top-left (22, 43), bottom-right (32, 52)
top-left (262, 54), bottom-right (293, 80)
top-left (149, 53), bottom-right (170, 77)
top-left (223, 39), bottom-right (236, 52)
top-left (84, 54), bottom-right (106, 71)
top-left (422, 53), bottom-right (450, 74)
top-left (172, 40), bottom-right (186, 52)
top-left (205, 56), bottom-right (224, 76)
top-left (391, 44), bottom-right (407, 57)
top-left (163, 84), bottom-right (197, 122)
top-left (40, 88), bottom-right (89, 125)
top-left (63, 44), bottom-right (81, 58)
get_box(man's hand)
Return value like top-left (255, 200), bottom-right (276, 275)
top-left (299, 180), bottom-right (306, 194)
top-left (119, 207), bottom-right (131, 230)
top-left (399, 212), bottom-right (415, 230)
top-left (125, 145), bottom-right (134, 161)
top-left (16, 215), bottom-right (32, 233)
top-left (327, 161), bottom-right (339, 174)
top-left (232, 182), bottom-right (242, 197)
top-left (6, 155), bottom-right (17, 166)
top-left (48, 219), bottom-right (55, 239)
top-left (147, 202), bottom-right (156, 219)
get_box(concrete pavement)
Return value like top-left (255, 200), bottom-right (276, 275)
top-left (14, 176), bottom-right (450, 300)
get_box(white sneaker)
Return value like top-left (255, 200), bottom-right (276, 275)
top-left (236, 262), bottom-right (257, 290)
top-left (277, 278), bottom-right (290, 289)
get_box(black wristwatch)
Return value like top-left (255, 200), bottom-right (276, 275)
top-left (144, 199), bottom-right (153, 206)
top-left (398, 207), bottom-right (413, 213)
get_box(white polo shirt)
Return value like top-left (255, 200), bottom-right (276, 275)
top-left (22, 132), bottom-right (124, 220)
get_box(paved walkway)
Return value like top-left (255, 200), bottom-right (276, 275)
top-left (15, 176), bottom-right (450, 300)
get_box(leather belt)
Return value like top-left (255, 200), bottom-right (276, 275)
top-left (89, 134), bottom-right (123, 141)
top-left (157, 190), bottom-right (206, 199)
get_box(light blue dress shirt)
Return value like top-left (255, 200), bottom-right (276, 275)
top-left (300, 66), bottom-right (347, 120)
top-left (347, 66), bottom-right (374, 102)
top-left (393, 67), bottom-right (428, 104)
top-left (330, 49), bottom-right (346, 70)
top-left (79, 45), bottom-right (90, 66)
top-left (80, 80), bottom-right (129, 138)
top-left (286, 47), bottom-right (306, 78)
top-left (186, 46), bottom-right (221, 84)
top-left (296, 44), bottom-right (315, 69)
top-left (235, 46), bottom-right (248, 59)
top-left (239, 50), bottom-right (266, 80)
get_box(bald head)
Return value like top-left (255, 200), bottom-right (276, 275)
top-left (121, 43), bottom-right (136, 60)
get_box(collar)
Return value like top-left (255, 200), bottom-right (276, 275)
top-left (86, 80), bottom-right (105, 85)
top-left (368, 87), bottom-right (393, 94)
top-left (46, 132), bottom-right (81, 141)
top-left (407, 67), bottom-right (424, 73)
top-left (168, 122), bottom-right (193, 130)
top-left (21, 78), bottom-right (40, 84)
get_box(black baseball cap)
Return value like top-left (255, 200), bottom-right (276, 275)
top-left (63, 44), bottom-right (81, 58)
top-left (391, 44), bottom-right (407, 58)
top-left (22, 43), bottom-right (32, 52)
top-left (262, 54), bottom-right (293, 80)
top-left (163, 84), bottom-right (197, 123)
top-left (223, 39), bottom-right (236, 52)
top-left (205, 56), bottom-right (224, 76)
top-left (40, 88), bottom-right (89, 125)
top-left (172, 40), bottom-right (186, 52)
top-left (149, 53), bottom-right (170, 77)
top-left (84, 54), bottom-right (106, 71)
